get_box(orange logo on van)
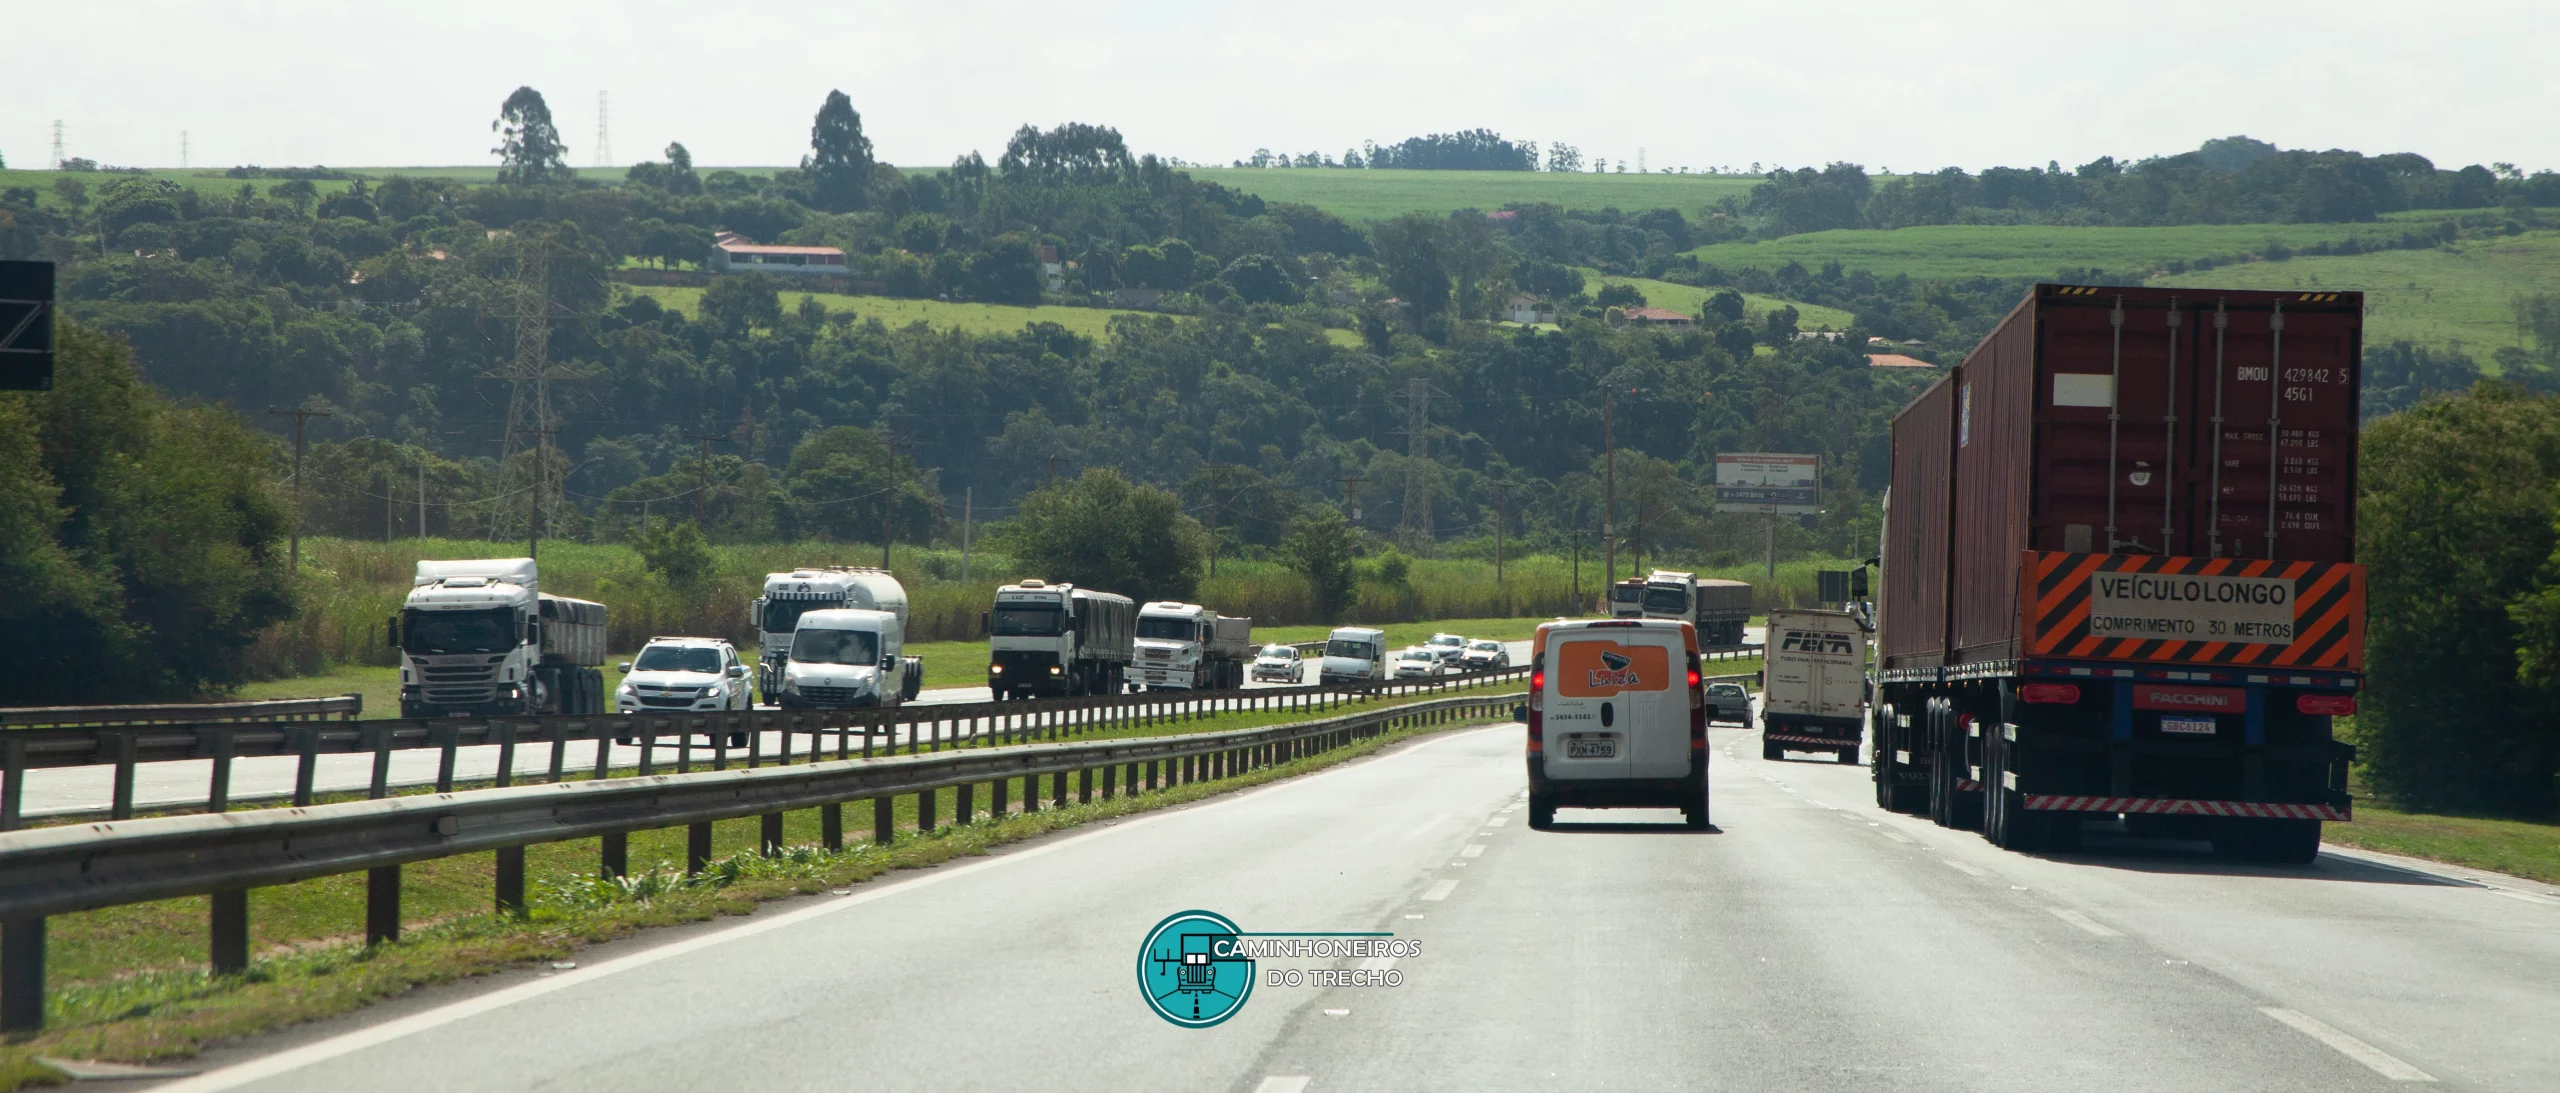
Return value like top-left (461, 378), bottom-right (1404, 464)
top-left (1556, 641), bottom-right (1670, 697)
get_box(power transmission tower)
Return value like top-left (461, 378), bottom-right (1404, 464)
top-left (1394, 376), bottom-right (1449, 551)
top-left (50, 121), bottom-right (64, 171)
top-left (180, 131), bottom-right (189, 169)
top-left (594, 91), bottom-right (613, 168)
top-left (485, 237), bottom-right (584, 548)
top-left (266, 406), bottom-right (333, 572)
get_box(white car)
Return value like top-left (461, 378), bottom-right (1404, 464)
top-left (616, 637), bottom-right (751, 715)
top-left (1391, 646), bottom-right (1447, 679)
top-left (1425, 632), bottom-right (1468, 666)
top-left (1459, 639), bottom-right (1510, 671)
top-left (1251, 644), bottom-right (1306, 684)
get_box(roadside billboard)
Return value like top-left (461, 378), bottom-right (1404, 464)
top-left (1715, 453), bottom-right (1818, 515)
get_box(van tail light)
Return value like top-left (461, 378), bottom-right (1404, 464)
top-left (2298, 693), bottom-right (2356, 716)
top-left (1526, 707), bottom-right (1543, 752)
top-left (2020, 683), bottom-right (2081, 705)
top-left (1530, 668), bottom-right (1544, 694)
top-left (1688, 653), bottom-right (1707, 749)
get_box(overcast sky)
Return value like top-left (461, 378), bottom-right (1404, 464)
top-left (12, 1), bottom-right (2556, 176)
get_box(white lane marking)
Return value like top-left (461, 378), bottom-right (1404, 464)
top-left (1420, 880), bottom-right (1459, 901)
top-left (154, 725), bottom-right (1500, 1092)
top-left (1484, 816), bottom-right (1508, 827)
top-left (2047, 908), bottom-right (2121, 937)
top-left (2491, 888), bottom-right (2560, 906)
top-left (1880, 830), bottom-right (1915, 845)
top-left (1941, 859), bottom-right (1987, 877)
top-left (1459, 844), bottom-right (1485, 858)
top-left (1254, 1078), bottom-right (1313, 1093)
top-left (2260, 1008), bottom-right (2437, 1082)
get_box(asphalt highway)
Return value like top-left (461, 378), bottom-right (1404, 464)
top-left (138, 709), bottom-right (2560, 1092)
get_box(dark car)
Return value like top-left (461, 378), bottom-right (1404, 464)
top-left (1704, 681), bottom-right (1752, 725)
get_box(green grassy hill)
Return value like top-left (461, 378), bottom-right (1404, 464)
top-left (1579, 271), bottom-right (1856, 330)
top-left (1189, 168), bottom-right (1758, 222)
top-left (1683, 221), bottom-right (2455, 281)
top-left (629, 284), bottom-right (1363, 347)
top-left (2152, 232), bottom-right (2560, 355)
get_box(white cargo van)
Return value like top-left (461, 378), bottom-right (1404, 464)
top-left (1516, 618), bottom-right (1708, 829)
top-left (1317, 626), bottom-right (1387, 684)
top-left (776, 608), bottom-right (920, 709)
top-left (1758, 608), bottom-right (1867, 764)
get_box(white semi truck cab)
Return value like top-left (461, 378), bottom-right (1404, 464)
top-left (392, 558), bottom-right (607, 718)
top-left (754, 567), bottom-right (909, 702)
top-left (1130, 602), bottom-right (1252, 691)
top-left (776, 608), bottom-right (921, 709)
top-left (986, 580), bottom-right (1135, 700)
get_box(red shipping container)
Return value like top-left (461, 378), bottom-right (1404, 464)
top-left (1881, 284), bottom-right (2365, 674)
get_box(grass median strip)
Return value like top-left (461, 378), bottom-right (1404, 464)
top-left (2324, 798), bottom-right (2560, 886)
top-left (0, 693), bottom-right (1520, 1087)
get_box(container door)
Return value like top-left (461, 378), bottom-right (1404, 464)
top-left (1545, 630), bottom-right (1684, 779)
top-left (2036, 296), bottom-right (2186, 556)
top-left (2188, 302), bottom-right (2360, 563)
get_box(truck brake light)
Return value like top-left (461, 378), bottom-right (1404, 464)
top-left (2020, 683), bottom-right (2081, 705)
top-left (2297, 694), bottom-right (2356, 716)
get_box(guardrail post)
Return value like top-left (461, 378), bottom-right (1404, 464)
top-left (434, 724), bottom-right (460, 793)
top-left (687, 822), bottom-right (713, 874)
top-left (107, 731), bottom-right (139, 819)
top-left (746, 714), bottom-right (762, 768)
top-left (367, 724), bottom-right (395, 799)
top-left (2, 917), bottom-right (43, 1031)
top-left (493, 723), bottom-right (519, 788)
top-left (546, 723), bottom-right (568, 783)
top-left (1019, 774), bottom-right (1036, 814)
top-left (1102, 764), bottom-right (1116, 800)
top-left (365, 866), bottom-right (400, 945)
top-left (211, 888), bottom-right (249, 973)
top-left (992, 774), bottom-right (1009, 817)
top-left (760, 812), bottom-right (785, 855)
top-left (495, 847), bottom-right (526, 916)
top-left (918, 788), bottom-right (937, 832)
top-left (1053, 770), bottom-right (1068, 808)
top-left (821, 802), bottom-right (844, 850)
top-left (1, 736), bottom-right (27, 831)
top-left (1078, 768), bottom-right (1093, 804)
top-left (602, 832), bottom-right (628, 878)
top-left (874, 797), bottom-right (894, 844)
top-left (957, 782), bottom-right (974, 824)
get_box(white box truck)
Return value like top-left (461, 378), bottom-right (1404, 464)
top-left (392, 558), bottom-right (607, 718)
top-left (753, 567), bottom-right (911, 702)
top-left (1129, 602), bottom-right (1252, 691)
top-left (985, 579), bottom-right (1135, 699)
top-left (1759, 608), bottom-right (1867, 764)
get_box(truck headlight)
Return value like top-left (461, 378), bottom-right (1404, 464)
top-left (1050, 665), bottom-right (1062, 675)
top-left (990, 664), bottom-right (1003, 675)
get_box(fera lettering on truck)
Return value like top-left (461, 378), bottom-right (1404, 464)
top-left (1556, 641), bottom-right (1671, 697)
top-left (1778, 629), bottom-right (1856, 656)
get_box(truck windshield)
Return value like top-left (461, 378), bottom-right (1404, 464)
top-left (761, 597), bottom-right (842, 634)
top-left (402, 607), bottom-right (516, 655)
top-left (1137, 617), bottom-right (1197, 641)
top-left (1610, 585), bottom-right (1642, 604)
top-left (991, 604), bottom-right (1065, 636)
top-left (1641, 586), bottom-right (1690, 614)
top-left (793, 628), bottom-right (879, 666)
top-left (634, 646), bottom-right (722, 673)
top-left (1324, 639), bottom-right (1377, 659)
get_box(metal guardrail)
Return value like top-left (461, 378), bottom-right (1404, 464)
top-left (0, 694), bottom-right (362, 729)
top-left (0, 669), bottom-right (1531, 829)
top-left (0, 685), bottom-right (1526, 1031)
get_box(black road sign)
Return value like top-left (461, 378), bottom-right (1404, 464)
top-left (0, 260), bottom-right (55, 392)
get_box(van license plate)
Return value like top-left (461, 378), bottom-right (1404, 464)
top-left (2160, 717), bottom-right (2217, 736)
top-left (1565, 737), bottom-right (1616, 759)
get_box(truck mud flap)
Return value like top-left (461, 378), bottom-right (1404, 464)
top-left (1767, 733), bottom-right (1854, 749)
top-left (2023, 795), bottom-right (2348, 821)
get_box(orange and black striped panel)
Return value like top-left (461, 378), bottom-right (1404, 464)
top-left (2016, 551), bottom-right (2365, 671)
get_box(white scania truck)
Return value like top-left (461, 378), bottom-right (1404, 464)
top-left (392, 558), bottom-right (608, 719)
top-left (753, 567), bottom-right (910, 703)
top-left (1637, 570), bottom-right (1754, 647)
top-left (1129, 602), bottom-right (1253, 691)
top-left (985, 579), bottom-right (1136, 700)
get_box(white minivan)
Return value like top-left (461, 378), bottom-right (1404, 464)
top-left (1318, 626), bottom-right (1387, 684)
top-left (1515, 618), bottom-right (1709, 829)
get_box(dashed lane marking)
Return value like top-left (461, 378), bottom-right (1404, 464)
top-left (1942, 859), bottom-right (1988, 877)
top-left (2047, 908), bottom-right (2121, 937)
top-left (1460, 844), bottom-right (1485, 858)
top-left (1880, 830), bottom-right (1916, 845)
top-left (1420, 880), bottom-right (1459, 901)
top-left (1254, 1077), bottom-right (1314, 1093)
top-left (2260, 1008), bottom-right (2437, 1082)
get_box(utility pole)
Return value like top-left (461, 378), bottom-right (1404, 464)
top-left (1046, 454), bottom-right (1061, 489)
top-left (881, 430), bottom-right (918, 571)
top-left (526, 427), bottom-right (558, 560)
top-left (1395, 376), bottom-right (1447, 551)
top-left (1766, 513), bottom-right (1778, 583)
top-left (961, 486), bottom-right (973, 585)
top-left (1602, 393), bottom-right (1617, 589)
top-left (684, 433), bottom-right (724, 525)
top-left (1572, 523), bottom-right (1582, 612)
top-left (417, 456), bottom-right (426, 541)
top-left (1491, 483), bottom-right (1509, 615)
top-left (266, 406), bottom-right (332, 573)
top-left (1335, 475), bottom-right (1367, 526)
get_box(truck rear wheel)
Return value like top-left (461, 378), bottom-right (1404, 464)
top-left (1528, 791), bottom-right (1556, 829)
top-left (1683, 775), bottom-right (1711, 830)
top-left (1762, 738), bottom-right (1783, 761)
top-left (1836, 746), bottom-right (1858, 765)
top-left (2214, 819), bottom-right (2321, 864)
